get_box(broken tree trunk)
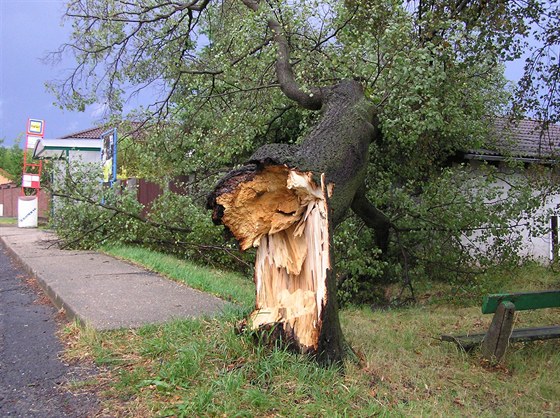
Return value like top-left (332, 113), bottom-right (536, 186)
top-left (208, 79), bottom-right (381, 364)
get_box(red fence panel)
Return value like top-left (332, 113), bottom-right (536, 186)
top-left (135, 179), bottom-right (163, 216)
top-left (0, 185), bottom-right (18, 217)
top-left (0, 185), bottom-right (49, 219)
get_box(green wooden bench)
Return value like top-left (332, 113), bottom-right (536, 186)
top-left (441, 290), bottom-right (560, 362)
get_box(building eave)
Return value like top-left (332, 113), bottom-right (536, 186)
top-left (463, 153), bottom-right (558, 165)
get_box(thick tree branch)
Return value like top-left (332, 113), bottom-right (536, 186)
top-left (241, 0), bottom-right (324, 110)
top-left (351, 185), bottom-right (393, 253)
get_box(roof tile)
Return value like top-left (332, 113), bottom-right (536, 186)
top-left (479, 118), bottom-right (560, 159)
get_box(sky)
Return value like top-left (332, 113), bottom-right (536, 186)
top-left (0, 0), bottom-right (151, 147)
top-left (0, 0), bottom-right (527, 148)
top-left (0, 0), bottom-right (93, 145)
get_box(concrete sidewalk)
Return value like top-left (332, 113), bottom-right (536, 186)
top-left (0, 226), bottom-right (231, 330)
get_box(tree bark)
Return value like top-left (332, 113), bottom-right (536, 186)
top-left (207, 79), bottom-right (380, 364)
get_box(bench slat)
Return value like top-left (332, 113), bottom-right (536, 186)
top-left (441, 326), bottom-right (560, 350)
top-left (509, 325), bottom-right (560, 341)
top-left (482, 290), bottom-right (560, 313)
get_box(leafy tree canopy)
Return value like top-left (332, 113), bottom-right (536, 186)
top-left (50, 1), bottom-right (559, 173)
top-left (0, 140), bottom-right (23, 184)
top-left (49, 0), bottom-right (560, 301)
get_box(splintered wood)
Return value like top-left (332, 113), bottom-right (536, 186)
top-left (216, 165), bottom-right (330, 351)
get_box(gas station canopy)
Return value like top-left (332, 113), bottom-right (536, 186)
top-left (33, 138), bottom-right (101, 160)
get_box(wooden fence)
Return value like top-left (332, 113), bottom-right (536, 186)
top-left (126, 176), bottom-right (193, 216)
top-left (0, 176), bottom-right (191, 220)
top-left (0, 184), bottom-right (49, 219)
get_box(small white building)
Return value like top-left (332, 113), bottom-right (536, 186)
top-left (33, 127), bottom-right (107, 218)
top-left (32, 125), bottom-right (112, 162)
top-left (463, 118), bottom-right (560, 262)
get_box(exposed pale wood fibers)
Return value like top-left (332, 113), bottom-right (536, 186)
top-left (217, 166), bottom-right (330, 351)
top-left (216, 166), bottom-right (304, 251)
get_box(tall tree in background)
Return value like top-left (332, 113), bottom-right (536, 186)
top-left (0, 140), bottom-right (24, 184)
top-left (51, 0), bottom-right (560, 363)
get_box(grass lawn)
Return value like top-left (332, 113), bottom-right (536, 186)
top-left (62, 248), bottom-right (560, 417)
top-left (0, 217), bottom-right (16, 225)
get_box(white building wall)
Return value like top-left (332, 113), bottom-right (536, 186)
top-left (461, 160), bottom-right (560, 263)
top-left (50, 151), bottom-right (103, 219)
top-left (68, 149), bottom-right (101, 163)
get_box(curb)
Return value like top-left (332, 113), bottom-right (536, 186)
top-left (0, 232), bottom-right (84, 326)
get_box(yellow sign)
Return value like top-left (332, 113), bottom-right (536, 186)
top-left (27, 118), bottom-right (45, 136)
top-left (103, 159), bottom-right (113, 183)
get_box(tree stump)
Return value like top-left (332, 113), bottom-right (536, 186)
top-left (208, 80), bottom-right (387, 364)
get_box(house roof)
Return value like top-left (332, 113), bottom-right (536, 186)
top-left (467, 118), bottom-right (560, 162)
top-left (61, 126), bottom-right (108, 139)
top-left (61, 121), bottom-right (144, 140)
top-left (0, 168), bottom-right (14, 185)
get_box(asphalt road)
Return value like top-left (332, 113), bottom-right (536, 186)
top-left (0, 245), bottom-right (101, 417)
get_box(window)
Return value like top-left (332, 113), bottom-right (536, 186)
top-left (551, 215), bottom-right (559, 261)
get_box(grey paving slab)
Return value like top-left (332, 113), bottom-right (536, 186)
top-left (0, 226), bottom-right (231, 330)
top-left (50, 273), bottom-right (227, 330)
top-left (0, 228), bottom-right (97, 257)
top-left (22, 252), bottom-right (147, 277)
